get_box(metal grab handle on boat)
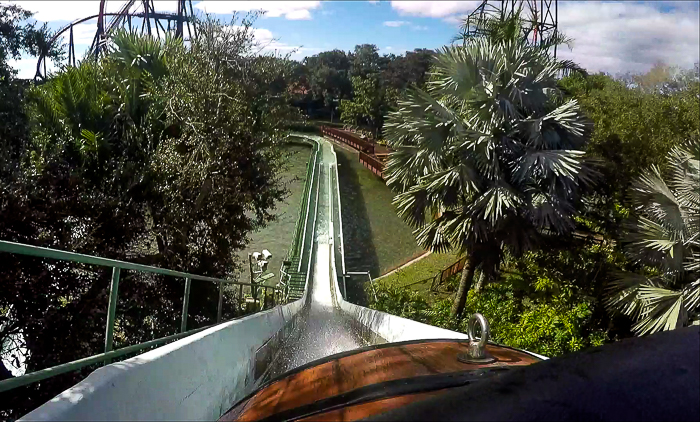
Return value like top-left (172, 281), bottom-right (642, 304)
top-left (458, 313), bottom-right (496, 364)
top-left (468, 313), bottom-right (490, 349)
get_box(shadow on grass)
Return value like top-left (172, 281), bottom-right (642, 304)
top-left (336, 149), bottom-right (378, 305)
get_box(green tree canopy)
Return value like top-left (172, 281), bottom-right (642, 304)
top-left (303, 49), bottom-right (352, 103)
top-left (351, 43), bottom-right (382, 78)
top-left (559, 71), bottom-right (700, 238)
top-left (339, 74), bottom-right (398, 137)
top-left (1, 3), bottom-right (62, 166)
top-left (381, 48), bottom-right (435, 91)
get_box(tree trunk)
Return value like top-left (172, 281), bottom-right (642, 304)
top-left (474, 271), bottom-right (486, 293)
top-left (450, 259), bottom-right (476, 319)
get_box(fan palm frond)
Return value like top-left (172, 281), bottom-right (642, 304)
top-left (606, 140), bottom-right (700, 335)
top-left (605, 271), bottom-right (653, 320)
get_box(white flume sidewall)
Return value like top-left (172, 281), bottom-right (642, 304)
top-left (324, 143), bottom-right (469, 343)
top-left (20, 293), bottom-right (308, 422)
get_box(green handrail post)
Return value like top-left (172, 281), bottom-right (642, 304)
top-left (238, 284), bottom-right (243, 315)
top-left (104, 267), bottom-right (121, 356)
top-left (181, 277), bottom-right (191, 333)
top-left (217, 281), bottom-right (223, 323)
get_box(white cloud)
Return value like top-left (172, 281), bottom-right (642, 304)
top-left (226, 25), bottom-right (320, 60)
top-left (7, 1), bottom-right (179, 22)
top-left (390, 1), bottom-right (483, 19)
top-left (383, 20), bottom-right (408, 27)
top-left (368, 0), bottom-right (379, 4)
top-left (59, 22), bottom-right (99, 45)
top-left (391, 1), bottom-right (698, 74)
top-left (9, 1), bottom-right (116, 21)
top-left (8, 57), bottom-right (37, 79)
top-left (385, 46), bottom-right (393, 50)
top-left (285, 9), bottom-right (312, 20)
top-left (412, 25), bottom-right (428, 31)
top-left (557, 2), bottom-right (700, 74)
top-left (195, 1), bottom-right (321, 20)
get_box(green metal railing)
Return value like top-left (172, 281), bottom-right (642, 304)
top-left (0, 240), bottom-right (282, 393)
top-left (290, 136), bottom-right (321, 261)
top-left (280, 135), bottom-right (321, 300)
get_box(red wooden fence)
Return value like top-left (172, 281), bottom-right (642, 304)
top-left (359, 151), bottom-right (385, 180)
top-left (321, 125), bottom-right (389, 179)
top-left (429, 256), bottom-right (468, 291)
top-left (321, 126), bottom-right (375, 154)
top-left (398, 255), bottom-right (468, 290)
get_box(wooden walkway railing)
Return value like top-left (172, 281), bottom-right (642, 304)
top-left (429, 256), bottom-right (468, 290)
top-left (359, 151), bottom-right (385, 179)
top-left (393, 256), bottom-right (468, 290)
top-left (321, 126), bottom-right (388, 180)
top-left (321, 126), bottom-right (375, 154)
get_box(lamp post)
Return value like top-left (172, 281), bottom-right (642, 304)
top-left (248, 250), bottom-right (274, 310)
top-left (330, 98), bottom-right (339, 123)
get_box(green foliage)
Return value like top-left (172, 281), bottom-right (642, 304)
top-left (572, 72), bottom-right (699, 168)
top-left (606, 141), bottom-right (700, 335)
top-left (293, 45), bottom-right (433, 123)
top-left (351, 44), bottom-right (382, 78)
top-left (339, 75), bottom-right (398, 135)
top-left (369, 279), bottom-right (608, 357)
top-left (559, 72), bottom-right (699, 238)
top-left (380, 49), bottom-right (434, 91)
top-left (298, 49), bottom-right (352, 115)
top-left (0, 3), bottom-right (62, 169)
top-left (463, 285), bottom-right (607, 357)
top-left (369, 241), bottom-right (619, 357)
top-left (0, 14), bottom-right (299, 418)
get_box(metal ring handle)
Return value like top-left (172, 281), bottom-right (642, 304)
top-left (467, 313), bottom-right (490, 348)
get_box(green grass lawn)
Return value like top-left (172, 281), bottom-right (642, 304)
top-left (334, 143), bottom-right (424, 279)
top-left (234, 143), bottom-right (312, 286)
top-left (375, 252), bottom-right (462, 298)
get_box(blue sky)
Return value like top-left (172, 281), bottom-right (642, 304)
top-left (6, 1), bottom-right (700, 78)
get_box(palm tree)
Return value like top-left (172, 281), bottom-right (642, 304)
top-left (383, 35), bottom-right (593, 319)
top-left (29, 30), bottom-right (181, 169)
top-left (606, 141), bottom-right (700, 335)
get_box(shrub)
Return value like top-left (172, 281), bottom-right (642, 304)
top-left (368, 239), bottom-right (623, 357)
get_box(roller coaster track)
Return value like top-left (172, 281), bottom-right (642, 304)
top-left (460, 0), bottom-right (559, 56)
top-left (35, 0), bottom-right (196, 80)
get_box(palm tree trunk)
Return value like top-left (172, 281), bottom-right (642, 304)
top-left (450, 259), bottom-right (476, 319)
top-left (474, 271), bottom-right (486, 293)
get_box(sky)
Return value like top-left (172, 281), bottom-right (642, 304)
top-left (5, 0), bottom-right (700, 79)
